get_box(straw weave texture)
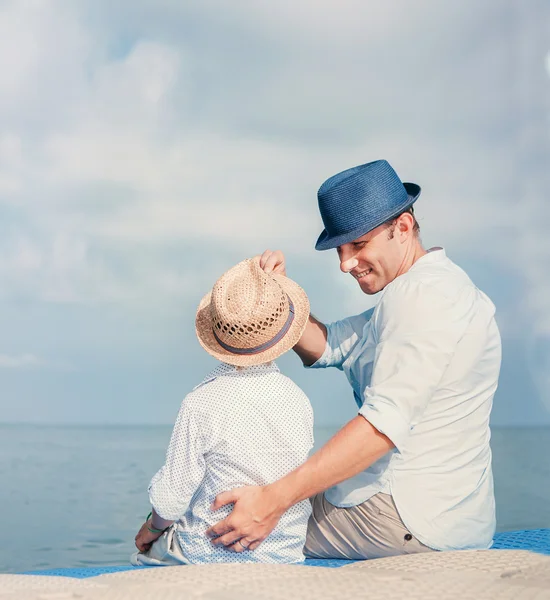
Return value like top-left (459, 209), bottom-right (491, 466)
top-left (196, 258), bottom-right (309, 366)
top-left (5, 551), bottom-right (550, 600)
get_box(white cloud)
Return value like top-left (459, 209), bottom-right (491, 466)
top-left (0, 353), bottom-right (41, 368)
top-left (0, 0), bottom-right (547, 423)
top-left (0, 0), bottom-right (547, 329)
top-left (0, 353), bottom-right (75, 371)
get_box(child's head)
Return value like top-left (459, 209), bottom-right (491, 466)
top-left (195, 257), bottom-right (310, 366)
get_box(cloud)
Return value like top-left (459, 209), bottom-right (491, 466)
top-left (0, 353), bottom-right (42, 369)
top-left (0, 0), bottom-right (546, 314)
top-left (0, 352), bottom-right (75, 371)
top-left (0, 0), bottom-right (548, 422)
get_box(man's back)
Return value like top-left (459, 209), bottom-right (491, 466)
top-left (149, 362), bottom-right (314, 564)
top-left (317, 248), bottom-right (501, 551)
top-left (386, 249), bottom-right (501, 550)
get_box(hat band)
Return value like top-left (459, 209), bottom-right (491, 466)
top-left (212, 298), bottom-right (295, 356)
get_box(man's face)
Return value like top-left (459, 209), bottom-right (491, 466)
top-left (336, 217), bottom-right (411, 295)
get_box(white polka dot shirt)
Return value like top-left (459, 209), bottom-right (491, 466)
top-left (148, 361), bottom-right (314, 564)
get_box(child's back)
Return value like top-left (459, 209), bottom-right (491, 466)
top-left (132, 257), bottom-right (313, 565)
top-left (148, 362), bottom-right (313, 564)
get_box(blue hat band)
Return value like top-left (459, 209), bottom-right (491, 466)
top-left (212, 298), bottom-right (295, 356)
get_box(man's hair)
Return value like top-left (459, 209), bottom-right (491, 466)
top-left (384, 206), bottom-right (420, 240)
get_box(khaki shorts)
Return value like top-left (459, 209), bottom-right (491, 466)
top-left (304, 492), bottom-right (435, 560)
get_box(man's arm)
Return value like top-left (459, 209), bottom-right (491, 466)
top-left (258, 250), bottom-right (327, 366)
top-left (206, 415), bottom-right (394, 551)
top-left (292, 314), bottom-right (327, 366)
top-left (259, 250), bottom-right (371, 368)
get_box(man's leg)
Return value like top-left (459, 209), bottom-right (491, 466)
top-left (304, 492), bottom-right (434, 560)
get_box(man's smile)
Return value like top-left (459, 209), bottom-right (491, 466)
top-left (353, 269), bottom-right (372, 279)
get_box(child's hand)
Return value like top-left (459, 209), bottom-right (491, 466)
top-left (134, 519), bottom-right (164, 553)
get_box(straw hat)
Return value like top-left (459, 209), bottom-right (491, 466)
top-left (195, 257), bottom-right (310, 366)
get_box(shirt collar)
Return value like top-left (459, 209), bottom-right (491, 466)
top-left (193, 361), bottom-right (280, 390)
top-left (409, 247), bottom-right (446, 271)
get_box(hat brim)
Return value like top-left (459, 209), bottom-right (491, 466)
top-left (195, 274), bottom-right (310, 366)
top-left (315, 182), bottom-right (421, 251)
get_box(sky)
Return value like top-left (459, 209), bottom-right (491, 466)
top-left (0, 0), bottom-right (549, 427)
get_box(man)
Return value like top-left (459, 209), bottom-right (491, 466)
top-left (206, 159), bottom-right (502, 559)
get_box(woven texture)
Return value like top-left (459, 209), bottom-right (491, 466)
top-left (18, 529), bottom-right (550, 581)
top-left (20, 559), bottom-right (357, 579)
top-left (493, 529), bottom-right (550, 552)
top-left (315, 159), bottom-right (421, 250)
top-left (7, 551), bottom-right (550, 600)
top-left (344, 548), bottom-right (550, 574)
top-left (195, 258), bottom-right (310, 366)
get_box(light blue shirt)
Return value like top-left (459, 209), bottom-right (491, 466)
top-left (309, 248), bottom-right (501, 551)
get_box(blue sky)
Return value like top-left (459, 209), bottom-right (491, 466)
top-left (0, 0), bottom-right (549, 427)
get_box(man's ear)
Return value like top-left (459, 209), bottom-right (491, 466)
top-left (397, 212), bottom-right (414, 241)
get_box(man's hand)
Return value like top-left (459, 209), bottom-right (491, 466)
top-left (258, 250), bottom-right (287, 276)
top-left (258, 248), bottom-right (327, 366)
top-left (205, 416), bottom-right (393, 553)
top-left (206, 485), bottom-right (286, 553)
top-left (134, 520), bottom-right (164, 553)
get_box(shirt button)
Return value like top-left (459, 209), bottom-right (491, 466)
top-left (404, 533), bottom-right (413, 541)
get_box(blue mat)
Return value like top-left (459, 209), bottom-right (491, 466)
top-left (20, 529), bottom-right (550, 578)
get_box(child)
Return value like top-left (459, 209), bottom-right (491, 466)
top-left (132, 257), bottom-right (313, 565)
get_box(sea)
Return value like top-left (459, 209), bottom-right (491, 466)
top-left (1, 424), bottom-right (549, 574)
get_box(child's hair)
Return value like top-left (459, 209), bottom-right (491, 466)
top-left (235, 362), bottom-right (271, 371)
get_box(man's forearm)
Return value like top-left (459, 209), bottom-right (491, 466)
top-left (292, 314), bottom-right (328, 366)
top-left (270, 415), bottom-right (394, 509)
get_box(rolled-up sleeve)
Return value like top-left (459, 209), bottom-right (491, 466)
top-left (359, 281), bottom-right (474, 453)
top-left (307, 309), bottom-right (374, 370)
top-left (148, 397), bottom-right (207, 521)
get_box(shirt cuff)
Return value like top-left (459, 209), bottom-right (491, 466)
top-left (304, 322), bottom-right (345, 370)
top-left (304, 340), bottom-right (333, 369)
top-left (358, 396), bottom-right (411, 454)
top-left (148, 468), bottom-right (191, 521)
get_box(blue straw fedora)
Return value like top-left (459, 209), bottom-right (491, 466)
top-left (315, 160), bottom-right (421, 251)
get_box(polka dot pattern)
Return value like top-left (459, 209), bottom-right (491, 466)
top-left (148, 361), bottom-right (314, 564)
